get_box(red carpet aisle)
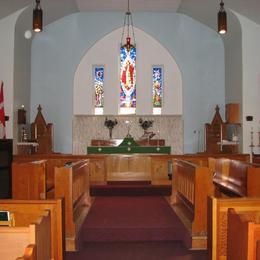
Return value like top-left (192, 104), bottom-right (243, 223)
top-left (66, 196), bottom-right (207, 260)
top-left (90, 183), bottom-right (172, 196)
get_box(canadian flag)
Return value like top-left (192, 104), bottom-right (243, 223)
top-left (0, 80), bottom-right (6, 139)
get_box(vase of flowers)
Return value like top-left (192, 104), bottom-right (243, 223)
top-left (139, 118), bottom-right (155, 140)
top-left (104, 118), bottom-right (118, 139)
top-left (139, 118), bottom-right (153, 131)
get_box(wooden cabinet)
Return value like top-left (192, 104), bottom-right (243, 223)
top-left (0, 139), bottom-right (13, 198)
top-left (226, 103), bottom-right (240, 124)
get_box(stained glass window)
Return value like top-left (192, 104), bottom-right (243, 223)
top-left (152, 66), bottom-right (163, 114)
top-left (94, 66), bottom-right (104, 114)
top-left (120, 45), bottom-right (136, 114)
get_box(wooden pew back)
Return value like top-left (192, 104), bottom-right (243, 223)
top-left (227, 208), bottom-right (260, 260)
top-left (208, 197), bottom-right (260, 260)
top-left (54, 160), bottom-right (91, 251)
top-left (209, 157), bottom-right (260, 197)
top-left (0, 210), bottom-right (51, 260)
top-left (12, 160), bottom-right (47, 199)
top-left (0, 199), bottom-right (64, 260)
top-left (170, 159), bottom-right (214, 249)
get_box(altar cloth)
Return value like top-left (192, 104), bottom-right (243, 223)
top-left (87, 137), bottom-right (171, 154)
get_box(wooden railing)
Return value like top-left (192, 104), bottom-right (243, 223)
top-left (54, 160), bottom-right (91, 251)
top-left (170, 159), bottom-right (214, 249)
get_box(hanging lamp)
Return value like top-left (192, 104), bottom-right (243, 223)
top-left (120, 0), bottom-right (136, 50)
top-left (218, 0), bottom-right (227, 34)
top-left (33, 0), bottom-right (43, 33)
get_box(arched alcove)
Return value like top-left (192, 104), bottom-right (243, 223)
top-left (74, 27), bottom-right (182, 115)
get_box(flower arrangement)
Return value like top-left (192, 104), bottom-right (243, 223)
top-left (104, 118), bottom-right (118, 129)
top-left (104, 118), bottom-right (118, 139)
top-left (139, 118), bottom-right (153, 131)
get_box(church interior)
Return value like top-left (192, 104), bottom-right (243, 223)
top-left (1, 0), bottom-right (260, 259)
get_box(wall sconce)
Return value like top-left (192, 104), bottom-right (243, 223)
top-left (33, 0), bottom-right (43, 33)
top-left (218, 0), bottom-right (227, 35)
top-left (18, 106), bottom-right (26, 125)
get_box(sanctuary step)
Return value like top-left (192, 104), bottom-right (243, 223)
top-left (79, 196), bottom-right (185, 243)
top-left (90, 183), bottom-right (171, 196)
top-left (66, 241), bottom-right (207, 260)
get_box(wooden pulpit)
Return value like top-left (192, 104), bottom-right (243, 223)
top-left (31, 105), bottom-right (53, 154)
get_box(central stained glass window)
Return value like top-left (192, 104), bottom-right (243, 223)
top-left (120, 44), bottom-right (136, 112)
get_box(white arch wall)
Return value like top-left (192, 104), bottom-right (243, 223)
top-left (74, 27), bottom-right (182, 115)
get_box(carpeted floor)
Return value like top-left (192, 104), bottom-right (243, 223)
top-left (80, 196), bottom-right (185, 242)
top-left (65, 196), bottom-right (208, 260)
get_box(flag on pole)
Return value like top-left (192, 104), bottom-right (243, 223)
top-left (0, 80), bottom-right (6, 139)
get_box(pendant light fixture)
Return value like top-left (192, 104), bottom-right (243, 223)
top-left (120, 0), bottom-right (136, 50)
top-left (33, 0), bottom-right (43, 33)
top-left (218, 0), bottom-right (227, 35)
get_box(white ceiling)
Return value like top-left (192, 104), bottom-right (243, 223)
top-left (0, 0), bottom-right (260, 28)
top-left (75, 0), bottom-right (182, 12)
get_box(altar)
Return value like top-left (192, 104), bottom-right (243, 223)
top-left (87, 138), bottom-right (171, 154)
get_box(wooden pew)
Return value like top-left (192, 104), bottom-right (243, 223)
top-left (208, 157), bottom-right (260, 197)
top-left (12, 160), bottom-right (48, 200)
top-left (0, 199), bottom-right (64, 260)
top-left (170, 159), bottom-right (214, 249)
top-left (207, 197), bottom-right (260, 260)
top-left (13, 153), bottom-right (106, 185)
top-left (0, 210), bottom-right (51, 260)
top-left (227, 208), bottom-right (260, 260)
top-left (54, 160), bottom-right (91, 251)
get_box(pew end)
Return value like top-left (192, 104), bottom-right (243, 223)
top-left (208, 196), bottom-right (260, 260)
top-left (170, 159), bottom-right (214, 250)
top-left (0, 199), bottom-right (64, 260)
top-left (54, 159), bottom-right (91, 251)
top-left (0, 210), bottom-right (51, 260)
top-left (227, 208), bottom-right (260, 260)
